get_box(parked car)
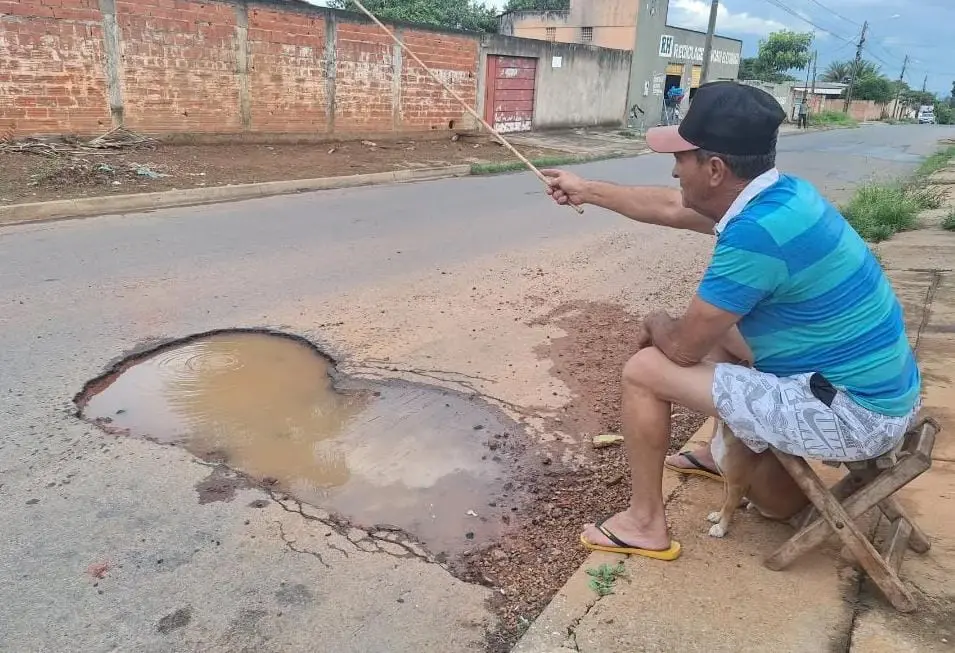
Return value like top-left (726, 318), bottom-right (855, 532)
top-left (917, 106), bottom-right (936, 124)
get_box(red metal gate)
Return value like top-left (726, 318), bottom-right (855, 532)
top-left (484, 56), bottom-right (537, 133)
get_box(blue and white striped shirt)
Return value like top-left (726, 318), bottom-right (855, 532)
top-left (698, 171), bottom-right (921, 416)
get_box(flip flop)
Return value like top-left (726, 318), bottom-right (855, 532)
top-left (580, 517), bottom-right (682, 561)
top-left (664, 451), bottom-right (722, 481)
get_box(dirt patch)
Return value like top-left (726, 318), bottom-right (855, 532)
top-left (0, 136), bottom-right (564, 205)
top-left (157, 606), bottom-right (193, 634)
top-left (454, 302), bottom-right (707, 652)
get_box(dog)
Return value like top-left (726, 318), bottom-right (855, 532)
top-left (706, 418), bottom-right (811, 538)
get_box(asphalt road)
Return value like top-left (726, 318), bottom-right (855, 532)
top-left (1, 124), bottom-right (952, 652)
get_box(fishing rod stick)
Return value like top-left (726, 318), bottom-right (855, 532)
top-left (347, 0), bottom-right (585, 214)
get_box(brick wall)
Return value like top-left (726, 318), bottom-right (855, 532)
top-left (0, 0), bottom-right (481, 138)
top-left (0, 0), bottom-right (113, 135)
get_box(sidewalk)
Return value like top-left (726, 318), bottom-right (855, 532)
top-left (514, 165), bottom-right (955, 652)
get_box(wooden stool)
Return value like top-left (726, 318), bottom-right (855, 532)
top-left (764, 417), bottom-right (940, 613)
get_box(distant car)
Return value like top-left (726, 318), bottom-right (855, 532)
top-left (917, 106), bottom-right (936, 124)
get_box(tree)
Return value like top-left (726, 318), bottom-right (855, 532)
top-left (328, 0), bottom-right (499, 33)
top-left (736, 30), bottom-right (813, 83)
top-left (504, 0), bottom-right (569, 10)
top-left (853, 75), bottom-right (895, 104)
top-left (821, 59), bottom-right (880, 84)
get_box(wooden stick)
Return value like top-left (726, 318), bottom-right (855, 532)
top-left (347, 0), bottom-right (584, 214)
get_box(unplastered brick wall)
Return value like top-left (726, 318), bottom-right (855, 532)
top-left (0, 0), bottom-right (481, 138)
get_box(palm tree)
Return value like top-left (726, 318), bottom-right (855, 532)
top-left (822, 59), bottom-right (881, 84)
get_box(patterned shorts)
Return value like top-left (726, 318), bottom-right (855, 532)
top-left (712, 363), bottom-right (921, 462)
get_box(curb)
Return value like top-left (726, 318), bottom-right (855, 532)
top-left (0, 165), bottom-right (472, 226)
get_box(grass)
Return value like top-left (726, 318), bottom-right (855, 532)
top-left (470, 153), bottom-right (620, 175)
top-left (843, 144), bottom-right (955, 243)
top-left (916, 144), bottom-right (955, 178)
top-left (586, 562), bottom-right (627, 597)
top-left (942, 210), bottom-right (955, 232)
top-left (810, 111), bottom-right (859, 128)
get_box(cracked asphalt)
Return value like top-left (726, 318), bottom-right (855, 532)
top-left (1, 124), bottom-right (952, 652)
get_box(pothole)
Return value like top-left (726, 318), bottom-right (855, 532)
top-left (76, 330), bottom-right (524, 556)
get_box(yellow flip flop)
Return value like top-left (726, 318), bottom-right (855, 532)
top-left (580, 519), bottom-right (682, 561)
top-left (664, 451), bottom-right (722, 482)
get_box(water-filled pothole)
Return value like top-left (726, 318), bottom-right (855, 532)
top-left (77, 330), bottom-right (521, 555)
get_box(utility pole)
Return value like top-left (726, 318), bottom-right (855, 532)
top-left (843, 20), bottom-right (868, 113)
top-left (801, 49), bottom-right (813, 124)
top-left (809, 50), bottom-right (818, 117)
top-left (893, 54), bottom-right (908, 120)
top-left (700, 0), bottom-right (719, 85)
top-left (922, 75), bottom-right (928, 93)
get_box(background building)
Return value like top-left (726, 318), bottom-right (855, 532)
top-left (499, 0), bottom-right (742, 123)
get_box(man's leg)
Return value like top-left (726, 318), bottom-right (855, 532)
top-left (663, 332), bottom-right (750, 477)
top-left (581, 347), bottom-right (718, 550)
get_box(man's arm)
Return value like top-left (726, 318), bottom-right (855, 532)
top-left (643, 296), bottom-right (744, 367)
top-left (542, 169), bottom-right (715, 234)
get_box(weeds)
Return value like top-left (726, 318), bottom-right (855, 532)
top-left (844, 144), bottom-right (955, 242)
top-left (916, 145), bottom-right (955, 178)
top-left (942, 210), bottom-right (955, 232)
top-left (586, 562), bottom-right (627, 597)
top-left (811, 111), bottom-right (859, 128)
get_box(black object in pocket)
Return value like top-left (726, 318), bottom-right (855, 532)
top-left (809, 373), bottom-right (837, 407)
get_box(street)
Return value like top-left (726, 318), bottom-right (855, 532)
top-left (0, 125), bottom-right (950, 652)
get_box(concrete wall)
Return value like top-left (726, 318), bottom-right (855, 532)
top-left (1, 0), bottom-right (483, 138)
top-left (499, 0), bottom-right (638, 50)
top-left (628, 1), bottom-right (741, 121)
top-left (479, 35), bottom-right (631, 130)
top-left (741, 80), bottom-right (795, 121)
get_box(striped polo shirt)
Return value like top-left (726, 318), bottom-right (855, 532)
top-left (698, 170), bottom-right (921, 417)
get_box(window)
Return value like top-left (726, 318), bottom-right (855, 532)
top-left (546, 27), bottom-right (556, 41)
top-left (658, 34), bottom-right (674, 57)
top-left (581, 27), bottom-right (593, 43)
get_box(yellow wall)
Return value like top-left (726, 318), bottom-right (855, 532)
top-left (507, 0), bottom-right (639, 50)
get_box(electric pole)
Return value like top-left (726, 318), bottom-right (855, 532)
top-left (922, 75), bottom-right (928, 93)
top-left (700, 0), bottom-right (719, 85)
top-left (802, 49), bottom-right (813, 123)
top-left (843, 20), bottom-right (868, 113)
top-left (809, 50), bottom-right (818, 117)
top-left (893, 54), bottom-right (908, 119)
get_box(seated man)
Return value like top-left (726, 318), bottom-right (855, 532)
top-left (543, 81), bottom-right (922, 560)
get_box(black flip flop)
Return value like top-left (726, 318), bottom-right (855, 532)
top-left (664, 451), bottom-right (722, 481)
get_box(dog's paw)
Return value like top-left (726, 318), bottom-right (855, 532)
top-left (706, 511), bottom-right (722, 524)
top-left (745, 501), bottom-right (756, 511)
top-left (708, 523), bottom-right (728, 538)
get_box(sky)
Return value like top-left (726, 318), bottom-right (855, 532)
top-left (306, 0), bottom-right (953, 96)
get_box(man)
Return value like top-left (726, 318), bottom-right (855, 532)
top-left (798, 99), bottom-right (809, 129)
top-left (543, 81), bottom-right (921, 560)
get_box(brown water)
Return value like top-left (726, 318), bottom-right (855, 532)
top-left (79, 332), bottom-right (516, 554)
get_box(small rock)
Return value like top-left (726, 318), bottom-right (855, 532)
top-left (491, 549), bottom-right (508, 562)
top-left (606, 473), bottom-right (625, 487)
top-left (466, 510), bottom-right (479, 518)
top-left (465, 532), bottom-right (475, 540)
top-left (592, 433), bottom-right (625, 449)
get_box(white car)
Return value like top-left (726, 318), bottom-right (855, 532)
top-left (918, 107), bottom-right (936, 124)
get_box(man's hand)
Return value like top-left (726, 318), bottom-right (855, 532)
top-left (542, 169), bottom-right (587, 207)
top-left (638, 310), bottom-right (671, 350)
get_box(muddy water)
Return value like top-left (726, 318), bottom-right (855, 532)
top-left (79, 332), bottom-right (516, 554)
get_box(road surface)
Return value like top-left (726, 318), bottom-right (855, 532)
top-left (0, 125), bottom-right (950, 652)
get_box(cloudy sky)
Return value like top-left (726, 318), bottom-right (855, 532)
top-left (307, 0), bottom-right (953, 95)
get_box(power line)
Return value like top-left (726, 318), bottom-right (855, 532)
top-left (799, 0), bottom-right (860, 28)
top-left (758, 0), bottom-right (854, 45)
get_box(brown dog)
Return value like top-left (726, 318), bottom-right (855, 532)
top-left (706, 418), bottom-right (810, 538)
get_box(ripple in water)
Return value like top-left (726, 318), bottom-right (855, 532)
top-left (78, 331), bottom-right (517, 554)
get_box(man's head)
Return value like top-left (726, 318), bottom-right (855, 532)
top-left (646, 82), bottom-right (786, 219)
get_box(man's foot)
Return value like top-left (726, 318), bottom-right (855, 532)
top-left (664, 445), bottom-right (721, 480)
top-left (580, 510), bottom-right (672, 553)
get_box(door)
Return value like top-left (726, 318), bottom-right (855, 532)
top-left (484, 55), bottom-right (537, 133)
top-left (691, 64), bottom-right (702, 88)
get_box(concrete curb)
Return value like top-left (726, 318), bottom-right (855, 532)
top-left (0, 165), bottom-right (472, 226)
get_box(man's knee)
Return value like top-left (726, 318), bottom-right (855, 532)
top-left (622, 347), bottom-right (669, 392)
